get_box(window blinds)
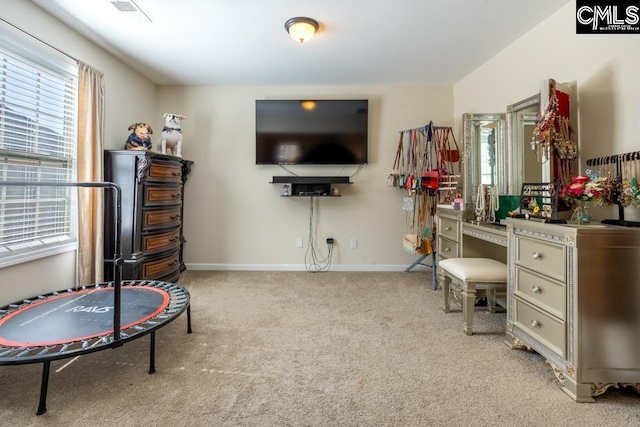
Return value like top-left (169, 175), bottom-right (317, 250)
top-left (0, 25), bottom-right (78, 262)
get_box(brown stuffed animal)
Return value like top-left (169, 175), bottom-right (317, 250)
top-left (125, 123), bottom-right (153, 151)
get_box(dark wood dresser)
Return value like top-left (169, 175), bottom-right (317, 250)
top-left (103, 150), bottom-right (193, 283)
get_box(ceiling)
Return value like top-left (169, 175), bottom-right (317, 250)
top-left (31, 0), bottom-right (569, 86)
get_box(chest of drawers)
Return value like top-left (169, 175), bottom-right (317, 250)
top-left (506, 219), bottom-right (640, 402)
top-left (104, 150), bottom-right (193, 283)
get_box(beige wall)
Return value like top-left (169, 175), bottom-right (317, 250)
top-left (3, 0), bottom-right (639, 301)
top-left (156, 85), bottom-right (453, 269)
top-left (454, 0), bottom-right (640, 220)
top-left (0, 0), bottom-right (157, 304)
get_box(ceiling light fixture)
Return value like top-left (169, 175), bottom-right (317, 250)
top-left (285, 17), bottom-right (319, 43)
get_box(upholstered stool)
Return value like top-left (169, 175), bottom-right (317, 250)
top-left (438, 258), bottom-right (508, 335)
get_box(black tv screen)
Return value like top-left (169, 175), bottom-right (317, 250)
top-left (255, 99), bottom-right (368, 165)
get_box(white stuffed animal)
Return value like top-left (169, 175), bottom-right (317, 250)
top-left (159, 113), bottom-right (186, 157)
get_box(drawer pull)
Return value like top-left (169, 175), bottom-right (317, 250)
top-left (530, 319), bottom-right (541, 328)
top-left (169, 237), bottom-right (179, 243)
top-left (172, 172), bottom-right (180, 176)
top-left (444, 247), bottom-right (450, 252)
top-left (532, 285), bottom-right (541, 294)
top-left (444, 226), bottom-right (451, 231)
top-left (170, 193), bottom-right (181, 199)
top-left (532, 252), bottom-right (542, 260)
top-left (170, 215), bottom-right (181, 221)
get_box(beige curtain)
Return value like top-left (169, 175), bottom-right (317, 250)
top-left (76, 62), bottom-right (105, 286)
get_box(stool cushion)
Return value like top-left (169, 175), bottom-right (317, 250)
top-left (439, 258), bottom-right (507, 282)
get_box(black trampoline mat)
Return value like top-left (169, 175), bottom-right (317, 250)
top-left (0, 286), bottom-right (170, 347)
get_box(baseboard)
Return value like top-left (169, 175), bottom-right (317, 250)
top-left (185, 263), bottom-right (433, 272)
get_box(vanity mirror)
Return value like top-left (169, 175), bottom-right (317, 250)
top-left (462, 113), bottom-right (506, 211)
top-left (506, 94), bottom-right (542, 194)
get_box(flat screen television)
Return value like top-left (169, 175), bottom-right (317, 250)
top-left (255, 99), bottom-right (368, 165)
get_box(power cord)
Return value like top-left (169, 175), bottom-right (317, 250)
top-left (304, 196), bottom-right (333, 272)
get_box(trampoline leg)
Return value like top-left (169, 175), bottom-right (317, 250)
top-left (149, 331), bottom-right (156, 374)
top-left (36, 361), bottom-right (51, 415)
top-left (187, 305), bottom-right (193, 334)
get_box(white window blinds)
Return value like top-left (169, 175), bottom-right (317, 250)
top-left (0, 24), bottom-right (78, 266)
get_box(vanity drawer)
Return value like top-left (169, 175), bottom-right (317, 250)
top-left (515, 235), bottom-right (565, 282)
top-left (145, 160), bottom-right (183, 182)
top-left (439, 217), bottom-right (459, 242)
top-left (438, 236), bottom-right (459, 259)
top-left (515, 266), bottom-right (565, 319)
top-left (141, 227), bottom-right (182, 255)
top-left (515, 298), bottom-right (565, 357)
top-left (142, 206), bottom-right (182, 231)
top-left (143, 184), bottom-right (183, 206)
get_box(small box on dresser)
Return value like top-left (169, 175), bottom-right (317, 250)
top-left (104, 150), bottom-right (193, 283)
top-left (505, 218), bottom-right (640, 402)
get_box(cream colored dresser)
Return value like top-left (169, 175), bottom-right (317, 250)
top-left (506, 218), bottom-right (640, 402)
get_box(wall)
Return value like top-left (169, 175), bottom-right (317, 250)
top-left (454, 0), bottom-right (640, 221)
top-left (0, 0), bottom-right (157, 304)
top-left (156, 85), bottom-right (453, 269)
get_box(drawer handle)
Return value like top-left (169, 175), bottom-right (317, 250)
top-left (444, 247), bottom-right (450, 252)
top-left (532, 286), bottom-right (541, 294)
top-left (171, 193), bottom-right (181, 199)
top-left (170, 215), bottom-right (181, 221)
top-left (532, 252), bottom-right (542, 260)
top-left (172, 172), bottom-right (180, 176)
top-left (169, 237), bottom-right (179, 243)
top-left (530, 320), bottom-right (541, 328)
top-left (444, 226), bottom-right (451, 231)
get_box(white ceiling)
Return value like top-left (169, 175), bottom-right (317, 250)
top-left (31, 0), bottom-right (569, 86)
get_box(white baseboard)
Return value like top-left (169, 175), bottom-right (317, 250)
top-left (185, 263), bottom-right (434, 272)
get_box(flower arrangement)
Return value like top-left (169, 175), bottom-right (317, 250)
top-left (560, 174), bottom-right (608, 207)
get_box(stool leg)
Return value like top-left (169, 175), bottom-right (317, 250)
top-left (442, 274), bottom-right (451, 313)
top-left (462, 282), bottom-right (476, 335)
top-left (487, 287), bottom-right (497, 314)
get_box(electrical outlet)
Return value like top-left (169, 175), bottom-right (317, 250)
top-left (350, 237), bottom-right (358, 249)
top-left (295, 237), bottom-right (303, 248)
top-left (326, 237), bottom-right (334, 245)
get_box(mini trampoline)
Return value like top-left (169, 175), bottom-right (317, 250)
top-left (0, 182), bottom-right (192, 415)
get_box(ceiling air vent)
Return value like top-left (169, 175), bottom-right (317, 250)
top-left (111, 1), bottom-right (137, 12)
top-left (110, 1), bottom-right (153, 22)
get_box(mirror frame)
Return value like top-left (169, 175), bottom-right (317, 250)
top-left (462, 113), bottom-right (506, 211)
top-left (506, 94), bottom-right (541, 194)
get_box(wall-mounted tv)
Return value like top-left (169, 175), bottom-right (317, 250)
top-left (255, 99), bottom-right (368, 165)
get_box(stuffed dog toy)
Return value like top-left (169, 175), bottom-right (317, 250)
top-left (160, 113), bottom-right (186, 157)
top-left (124, 123), bottom-right (153, 151)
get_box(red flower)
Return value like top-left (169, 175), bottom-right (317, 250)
top-left (572, 176), bottom-right (590, 184)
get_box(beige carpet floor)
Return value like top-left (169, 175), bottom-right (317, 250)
top-left (0, 270), bottom-right (638, 426)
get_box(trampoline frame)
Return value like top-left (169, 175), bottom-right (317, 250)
top-left (0, 182), bottom-right (193, 415)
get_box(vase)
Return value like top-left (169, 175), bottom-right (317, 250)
top-left (571, 200), bottom-right (592, 225)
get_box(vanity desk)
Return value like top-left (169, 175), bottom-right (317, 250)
top-left (505, 218), bottom-right (640, 402)
top-left (436, 207), bottom-right (507, 265)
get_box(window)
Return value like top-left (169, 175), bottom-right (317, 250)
top-left (0, 25), bottom-right (78, 267)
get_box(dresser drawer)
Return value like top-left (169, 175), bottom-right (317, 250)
top-left (439, 217), bottom-right (459, 242)
top-left (515, 235), bottom-right (565, 282)
top-left (515, 266), bottom-right (565, 319)
top-left (140, 249), bottom-right (180, 280)
top-left (514, 298), bottom-right (565, 357)
top-left (145, 160), bottom-right (183, 182)
top-left (438, 236), bottom-right (459, 259)
top-left (142, 206), bottom-right (182, 231)
top-left (143, 184), bottom-right (183, 206)
top-left (141, 227), bottom-right (182, 255)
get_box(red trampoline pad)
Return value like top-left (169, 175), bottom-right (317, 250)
top-left (0, 286), bottom-right (170, 347)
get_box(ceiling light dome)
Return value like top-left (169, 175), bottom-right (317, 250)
top-left (285, 17), bottom-right (319, 43)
